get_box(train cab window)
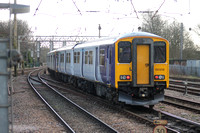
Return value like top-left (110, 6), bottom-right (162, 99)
top-left (118, 41), bottom-right (131, 63)
top-left (154, 42), bottom-right (166, 63)
top-left (100, 49), bottom-right (105, 65)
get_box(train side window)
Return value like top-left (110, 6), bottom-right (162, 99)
top-left (89, 51), bottom-right (93, 64)
top-left (61, 54), bottom-right (64, 62)
top-left (100, 49), bottom-right (105, 65)
top-left (69, 53), bottom-right (71, 63)
top-left (66, 53), bottom-right (71, 63)
top-left (74, 52), bottom-right (77, 63)
top-left (109, 48), bottom-right (112, 64)
top-left (118, 41), bottom-right (131, 63)
top-left (154, 42), bottom-right (166, 63)
top-left (77, 52), bottom-right (80, 63)
top-left (66, 53), bottom-right (68, 63)
top-left (85, 51), bottom-right (88, 64)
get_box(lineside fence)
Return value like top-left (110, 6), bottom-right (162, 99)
top-left (170, 65), bottom-right (200, 77)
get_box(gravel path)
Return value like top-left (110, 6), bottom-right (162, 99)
top-left (8, 75), bottom-right (66, 132)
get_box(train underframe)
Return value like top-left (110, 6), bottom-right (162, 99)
top-left (48, 68), bottom-right (165, 106)
top-left (118, 83), bottom-right (165, 106)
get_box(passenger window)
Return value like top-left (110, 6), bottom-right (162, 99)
top-left (85, 51), bottom-right (88, 64)
top-left (118, 41), bottom-right (131, 63)
top-left (77, 52), bottom-right (80, 63)
top-left (61, 54), bottom-right (64, 62)
top-left (89, 51), bottom-right (93, 64)
top-left (66, 53), bottom-right (71, 63)
top-left (154, 42), bottom-right (166, 63)
top-left (109, 48), bottom-right (112, 64)
top-left (100, 49), bottom-right (105, 65)
top-left (74, 52), bottom-right (77, 63)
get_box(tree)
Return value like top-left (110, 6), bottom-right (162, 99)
top-left (0, 21), bottom-right (9, 37)
top-left (193, 24), bottom-right (200, 37)
top-left (141, 12), bottom-right (167, 36)
top-left (0, 20), bottom-right (32, 60)
top-left (141, 13), bottom-right (197, 60)
top-left (165, 21), bottom-right (181, 59)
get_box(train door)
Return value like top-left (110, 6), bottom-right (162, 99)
top-left (107, 46), bottom-right (112, 83)
top-left (64, 51), bottom-right (66, 73)
top-left (53, 53), bottom-right (56, 71)
top-left (137, 45), bottom-right (149, 84)
top-left (95, 47), bottom-right (98, 80)
top-left (99, 46), bottom-right (107, 83)
top-left (132, 38), bottom-right (154, 87)
top-left (55, 53), bottom-right (58, 72)
top-left (81, 49), bottom-right (84, 77)
top-left (58, 53), bottom-right (61, 72)
top-left (99, 45), bottom-right (111, 83)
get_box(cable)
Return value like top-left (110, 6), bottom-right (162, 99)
top-left (71, 0), bottom-right (82, 16)
top-left (151, 0), bottom-right (166, 19)
top-left (130, 0), bottom-right (139, 19)
top-left (34, 0), bottom-right (43, 16)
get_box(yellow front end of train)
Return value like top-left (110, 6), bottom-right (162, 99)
top-left (114, 34), bottom-right (169, 105)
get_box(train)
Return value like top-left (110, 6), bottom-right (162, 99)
top-left (47, 32), bottom-right (169, 107)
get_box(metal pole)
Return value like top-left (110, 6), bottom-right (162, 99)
top-left (9, 5), bottom-right (14, 132)
top-left (37, 41), bottom-right (40, 66)
top-left (50, 41), bottom-right (53, 51)
top-left (13, 0), bottom-right (17, 49)
top-left (63, 41), bottom-right (66, 47)
top-left (17, 38), bottom-right (21, 53)
top-left (0, 38), bottom-right (9, 133)
top-left (98, 24), bottom-right (101, 38)
top-left (183, 80), bottom-right (188, 95)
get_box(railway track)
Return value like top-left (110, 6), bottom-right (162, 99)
top-left (169, 78), bottom-right (200, 96)
top-left (27, 69), bottom-right (117, 133)
top-left (162, 94), bottom-right (200, 113)
top-left (41, 71), bottom-right (200, 133)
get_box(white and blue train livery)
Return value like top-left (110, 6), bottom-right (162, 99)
top-left (47, 32), bottom-right (169, 107)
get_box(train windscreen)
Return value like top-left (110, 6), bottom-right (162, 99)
top-left (154, 42), bottom-right (166, 63)
top-left (118, 41), bottom-right (131, 63)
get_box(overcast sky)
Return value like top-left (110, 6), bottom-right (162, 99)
top-left (1, 0), bottom-right (200, 44)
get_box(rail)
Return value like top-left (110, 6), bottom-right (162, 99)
top-left (27, 69), bottom-right (75, 133)
top-left (169, 78), bottom-right (200, 95)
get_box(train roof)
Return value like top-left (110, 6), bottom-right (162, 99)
top-left (74, 37), bottom-right (116, 49)
top-left (117, 32), bottom-right (161, 39)
top-left (47, 32), bottom-right (165, 54)
top-left (74, 32), bottom-right (163, 49)
top-left (48, 45), bottom-right (75, 54)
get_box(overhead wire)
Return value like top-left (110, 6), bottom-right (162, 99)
top-left (130, 0), bottom-right (139, 19)
top-left (34, 0), bottom-right (43, 16)
top-left (71, 0), bottom-right (82, 16)
top-left (151, 0), bottom-right (166, 19)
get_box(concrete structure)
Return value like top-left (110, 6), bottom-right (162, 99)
top-left (0, 39), bottom-right (9, 133)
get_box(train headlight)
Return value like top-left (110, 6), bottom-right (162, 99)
top-left (120, 75), bottom-right (131, 80)
top-left (154, 75), bottom-right (165, 80)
